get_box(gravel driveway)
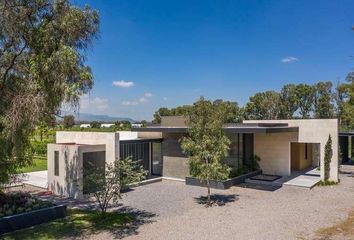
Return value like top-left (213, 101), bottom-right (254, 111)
top-left (104, 172), bottom-right (354, 240)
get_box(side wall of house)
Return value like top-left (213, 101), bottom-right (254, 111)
top-left (48, 144), bottom-right (105, 199)
top-left (244, 119), bottom-right (339, 182)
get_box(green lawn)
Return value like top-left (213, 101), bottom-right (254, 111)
top-left (3, 209), bottom-right (134, 240)
top-left (18, 158), bottom-right (47, 173)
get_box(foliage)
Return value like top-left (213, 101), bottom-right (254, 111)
top-left (90, 121), bottom-right (101, 128)
top-left (2, 208), bottom-right (133, 240)
top-left (152, 105), bottom-right (193, 123)
top-left (229, 155), bottom-right (261, 178)
top-left (245, 91), bottom-right (281, 120)
top-left (0, 0), bottom-right (99, 186)
top-left (295, 84), bottom-right (315, 119)
top-left (339, 72), bottom-right (354, 129)
top-left (119, 157), bottom-right (147, 189)
top-left (180, 97), bottom-right (231, 206)
top-left (63, 115), bottom-right (75, 129)
top-left (324, 134), bottom-right (333, 181)
top-left (114, 121), bottom-right (132, 131)
top-left (317, 180), bottom-right (338, 186)
top-left (84, 157), bottom-right (146, 216)
top-left (31, 139), bottom-right (54, 156)
top-left (314, 81), bottom-right (335, 119)
top-left (0, 192), bottom-right (52, 218)
top-left (279, 84), bottom-right (298, 119)
top-left (213, 99), bottom-right (244, 123)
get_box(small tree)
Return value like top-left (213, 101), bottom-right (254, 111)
top-left (63, 115), bottom-right (75, 129)
top-left (324, 134), bottom-right (333, 181)
top-left (85, 157), bottom-right (146, 216)
top-left (181, 97), bottom-right (230, 206)
top-left (90, 121), bottom-right (101, 128)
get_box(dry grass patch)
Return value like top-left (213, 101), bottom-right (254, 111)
top-left (316, 209), bottom-right (354, 239)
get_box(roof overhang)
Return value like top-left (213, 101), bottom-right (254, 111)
top-left (132, 125), bottom-right (299, 134)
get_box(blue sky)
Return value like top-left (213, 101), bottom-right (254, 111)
top-left (73, 0), bottom-right (354, 121)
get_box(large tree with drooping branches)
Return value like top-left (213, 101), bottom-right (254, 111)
top-left (0, 0), bottom-right (99, 186)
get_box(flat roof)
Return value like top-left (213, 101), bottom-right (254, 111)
top-left (119, 138), bottom-right (163, 143)
top-left (132, 123), bottom-right (298, 134)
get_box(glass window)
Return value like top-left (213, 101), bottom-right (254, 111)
top-left (54, 151), bottom-right (59, 176)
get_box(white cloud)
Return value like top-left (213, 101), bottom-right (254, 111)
top-left (144, 92), bottom-right (153, 98)
top-left (163, 97), bottom-right (168, 101)
top-left (139, 97), bottom-right (147, 103)
top-left (121, 93), bottom-right (152, 106)
top-left (122, 100), bottom-right (139, 106)
top-left (281, 56), bottom-right (299, 63)
top-left (112, 80), bottom-right (135, 88)
top-left (80, 95), bottom-right (109, 111)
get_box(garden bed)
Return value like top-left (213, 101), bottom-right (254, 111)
top-left (0, 204), bottom-right (67, 235)
top-left (0, 192), bottom-right (66, 234)
top-left (185, 169), bottom-right (262, 190)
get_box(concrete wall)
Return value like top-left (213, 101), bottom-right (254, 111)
top-left (244, 119), bottom-right (339, 181)
top-left (47, 143), bottom-right (105, 199)
top-left (137, 132), bottom-right (163, 139)
top-left (162, 132), bottom-right (189, 179)
top-left (161, 116), bottom-right (188, 127)
top-left (253, 132), bottom-right (298, 176)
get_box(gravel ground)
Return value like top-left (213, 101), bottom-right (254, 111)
top-left (7, 170), bottom-right (354, 240)
top-left (101, 173), bottom-right (354, 240)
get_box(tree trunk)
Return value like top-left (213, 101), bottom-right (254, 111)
top-left (207, 180), bottom-right (211, 206)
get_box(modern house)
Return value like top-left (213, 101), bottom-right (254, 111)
top-left (48, 116), bottom-right (338, 199)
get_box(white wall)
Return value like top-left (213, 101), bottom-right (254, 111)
top-left (48, 144), bottom-right (105, 199)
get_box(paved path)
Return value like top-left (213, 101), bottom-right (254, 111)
top-left (20, 170), bottom-right (48, 189)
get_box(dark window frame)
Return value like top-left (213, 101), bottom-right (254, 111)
top-left (54, 151), bottom-right (59, 176)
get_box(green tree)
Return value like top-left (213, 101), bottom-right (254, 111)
top-left (340, 72), bottom-right (354, 130)
top-left (114, 121), bottom-right (131, 131)
top-left (36, 121), bottom-right (49, 141)
top-left (334, 80), bottom-right (349, 124)
top-left (84, 157), bottom-right (146, 216)
top-left (245, 91), bottom-right (281, 120)
top-left (0, 0), bottom-right (99, 186)
top-left (180, 97), bottom-right (230, 206)
top-left (152, 107), bottom-right (171, 124)
top-left (314, 81), bottom-right (335, 119)
top-left (324, 135), bottom-right (333, 181)
top-left (295, 84), bottom-right (315, 119)
top-left (279, 84), bottom-right (298, 119)
top-left (90, 121), bottom-right (101, 128)
top-left (213, 100), bottom-right (244, 123)
top-left (63, 115), bottom-right (75, 129)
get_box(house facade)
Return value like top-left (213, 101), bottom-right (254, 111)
top-left (48, 117), bottom-right (338, 199)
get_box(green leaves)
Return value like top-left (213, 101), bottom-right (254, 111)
top-left (0, 0), bottom-right (99, 185)
top-left (180, 97), bottom-right (231, 182)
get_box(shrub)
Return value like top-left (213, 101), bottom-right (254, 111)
top-left (317, 180), bottom-right (338, 186)
top-left (0, 192), bottom-right (53, 218)
top-left (30, 139), bottom-right (54, 156)
top-left (324, 135), bottom-right (333, 181)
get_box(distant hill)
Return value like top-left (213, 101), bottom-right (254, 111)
top-left (60, 111), bottom-right (135, 123)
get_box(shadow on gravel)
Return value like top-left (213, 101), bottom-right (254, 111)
top-left (194, 194), bottom-right (238, 207)
top-left (113, 206), bottom-right (157, 239)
